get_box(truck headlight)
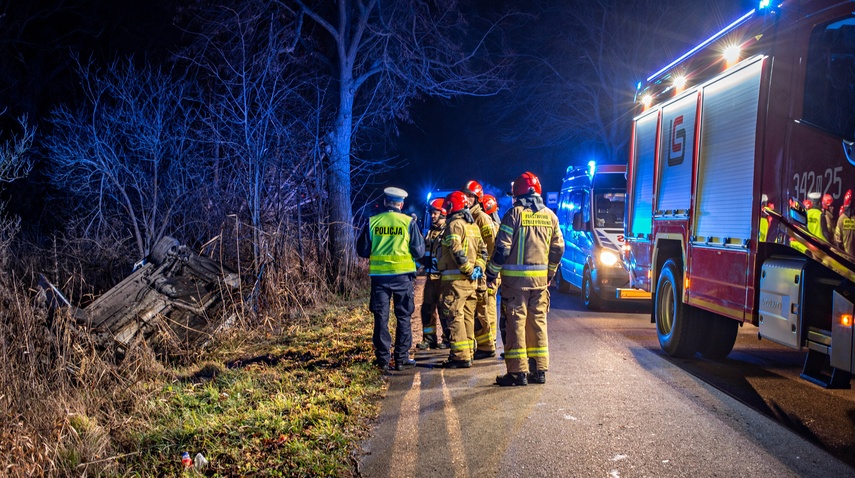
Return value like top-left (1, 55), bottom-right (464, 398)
top-left (599, 250), bottom-right (619, 266)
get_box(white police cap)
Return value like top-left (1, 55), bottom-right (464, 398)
top-left (384, 187), bottom-right (408, 201)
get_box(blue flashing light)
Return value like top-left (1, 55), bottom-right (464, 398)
top-left (636, 81), bottom-right (642, 90)
top-left (646, 9), bottom-right (756, 83)
top-left (588, 160), bottom-right (596, 177)
top-left (426, 191), bottom-right (432, 201)
top-left (758, 0), bottom-right (771, 9)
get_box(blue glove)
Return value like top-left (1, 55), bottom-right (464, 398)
top-left (470, 266), bottom-right (483, 280)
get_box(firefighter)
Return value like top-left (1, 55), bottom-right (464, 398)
top-left (835, 189), bottom-right (855, 254)
top-left (483, 194), bottom-right (501, 224)
top-left (416, 198), bottom-right (450, 350)
top-left (486, 172), bottom-right (564, 386)
top-left (437, 191), bottom-right (488, 368)
top-left (356, 187), bottom-right (425, 371)
top-left (461, 180), bottom-right (498, 360)
top-left (821, 194), bottom-right (835, 243)
top-left (482, 193), bottom-right (507, 352)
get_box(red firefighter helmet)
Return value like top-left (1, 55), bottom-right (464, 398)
top-left (482, 194), bottom-right (498, 214)
top-left (822, 194), bottom-right (833, 209)
top-left (845, 189), bottom-right (852, 207)
top-left (429, 198), bottom-right (447, 216)
top-left (802, 198), bottom-right (813, 210)
top-left (512, 171), bottom-right (542, 196)
top-left (462, 180), bottom-right (484, 199)
top-left (444, 191), bottom-right (469, 214)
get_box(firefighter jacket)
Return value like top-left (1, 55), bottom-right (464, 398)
top-left (822, 207), bottom-right (835, 243)
top-left (486, 194), bottom-right (564, 290)
top-left (470, 202), bottom-right (496, 256)
top-left (356, 206), bottom-right (425, 276)
top-left (420, 220), bottom-right (446, 280)
top-left (835, 206), bottom-right (855, 255)
top-left (437, 210), bottom-right (488, 281)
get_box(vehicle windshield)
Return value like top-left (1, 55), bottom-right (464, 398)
top-left (804, 17), bottom-right (855, 141)
top-left (593, 191), bottom-right (625, 228)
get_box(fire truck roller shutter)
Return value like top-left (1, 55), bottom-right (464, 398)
top-left (657, 92), bottom-right (698, 214)
top-left (695, 58), bottom-right (764, 243)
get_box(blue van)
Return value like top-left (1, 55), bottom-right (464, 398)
top-left (554, 163), bottom-right (631, 310)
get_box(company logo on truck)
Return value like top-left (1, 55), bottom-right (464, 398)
top-left (761, 296), bottom-right (782, 312)
top-left (668, 115), bottom-right (686, 166)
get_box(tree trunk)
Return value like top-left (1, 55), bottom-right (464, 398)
top-left (327, 84), bottom-right (355, 286)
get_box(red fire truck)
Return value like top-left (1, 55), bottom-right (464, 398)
top-left (622, 0), bottom-right (855, 388)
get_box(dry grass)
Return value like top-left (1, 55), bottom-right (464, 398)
top-left (0, 234), bottom-right (381, 477)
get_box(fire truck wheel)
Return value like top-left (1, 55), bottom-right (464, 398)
top-left (556, 269), bottom-right (572, 294)
top-left (698, 312), bottom-right (738, 359)
top-left (655, 259), bottom-right (702, 358)
top-left (583, 270), bottom-right (602, 311)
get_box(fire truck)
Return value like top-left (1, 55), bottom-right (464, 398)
top-left (622, 0), bottom-right (855, 388)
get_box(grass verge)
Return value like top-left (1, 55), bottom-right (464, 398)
top-left (113, 297), bottom-right (384, 477)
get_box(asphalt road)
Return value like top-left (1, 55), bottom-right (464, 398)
top-left (357, 283), bottom-right (855, 477)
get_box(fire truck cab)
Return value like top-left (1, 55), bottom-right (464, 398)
top-left (624, 0), bottom-right (855, 387)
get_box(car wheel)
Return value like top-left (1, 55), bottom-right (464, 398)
top-left (582, 270), bottom-right (602, 311)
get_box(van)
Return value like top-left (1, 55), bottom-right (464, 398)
top-left (554, 163), bottom-right (630, 310)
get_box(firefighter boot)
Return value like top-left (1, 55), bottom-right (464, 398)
top-left (416, 340), bottom-right (435, 350)
top-left (527, 370), bottom-right (546, 384)
top-left (441, 358), bottom-right (472, 369)
top-left (496, 372), bottom-right (528, 387)
top-left (473, 350), bottom-right (496, 360)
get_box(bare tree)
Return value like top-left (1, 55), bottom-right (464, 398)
top-left (287, 0), bottom-right (511, 284)
top-left (178, 0), bottom-right (321, 272)
top-left (44, 59), bottom-right (207, 259)
top-left (494, 0), bottom-right (740, 163)
top-left (0, 115), bottom-right (33, 270)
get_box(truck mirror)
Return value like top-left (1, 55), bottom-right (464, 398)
top-left (572, 211), bottom-right (585, 231)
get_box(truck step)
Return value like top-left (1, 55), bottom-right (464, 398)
top-left (800, 345), bottom-right (851, 389)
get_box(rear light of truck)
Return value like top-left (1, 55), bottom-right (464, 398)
top-left (841, 314), bottom-right (853, 327)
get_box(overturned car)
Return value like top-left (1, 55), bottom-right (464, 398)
top-left (40, 236), bottom-right (240, 360)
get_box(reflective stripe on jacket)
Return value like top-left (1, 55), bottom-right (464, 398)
top-left (369, 211), bottom-right (417, 275)
top-left (438, 212), bottom-right (487, 280)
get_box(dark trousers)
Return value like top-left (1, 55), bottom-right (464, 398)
top-left (369, 274), bottom-right (415, 365)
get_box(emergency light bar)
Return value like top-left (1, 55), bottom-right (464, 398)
top-left (646, 9), bottom-right (756, 83)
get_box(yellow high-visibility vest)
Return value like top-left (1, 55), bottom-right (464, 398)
top-left (369, 211), bottom-right (416, 275)
top-left (806, 208), bottom-right (823, 240)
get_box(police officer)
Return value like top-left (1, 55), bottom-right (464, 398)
top-left (805, 193), bottom-right (827, 242)
top-left (438, 191), bottom-right (488, 368)
top-left (486, 172), bottom-right (564, 386)
top-left (461, 180), bottom-right (497, 360)
top-left (357, 187), bottom-right (425, 371)
top-left (416, 199), bottom-right (451, 350)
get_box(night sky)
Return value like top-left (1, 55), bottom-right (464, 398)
top-left (383, 0), bottom-right (755, 210)
top-left (0, 0), bottom-right (756, 217)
